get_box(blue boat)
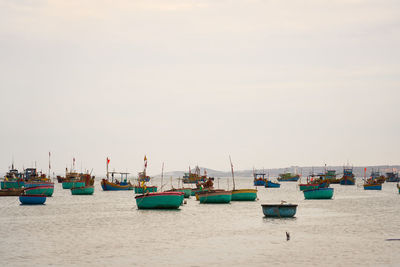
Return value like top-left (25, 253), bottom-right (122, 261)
top-left (340, 167), bottom-right (355, 185)
top-left (19, 194), bottom-right (47, 205)
top-left (101, 171), bottom-right (133, 191)
top-left (253, 172), bottom-right (267, 186)
top-left (363, 183), bottom-right (382, 190)
top-left (261, 204), bottom-right (298, 218)
top-left (265, 180), bottom-right (280, 188)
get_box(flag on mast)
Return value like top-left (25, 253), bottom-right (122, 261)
top-left (144, 155), bottom-right (147, 168)
top-left (107, 157), bottom-right (110, 165)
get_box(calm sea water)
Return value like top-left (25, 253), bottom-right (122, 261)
top-left (0, 177), bottom-right (399, 266)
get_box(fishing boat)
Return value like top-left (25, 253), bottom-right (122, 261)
top-left (385, 171), bottom-right (399, 182)
top-left (134, 185), bottom-right (157, 194)
top-left (277, 172), bottom-right (300, 182)
top-left (303, 187), bottom-right (334, 199)
top-left (133, 156), bottom-right (157, 193)
top-left (265, 180), bottom-right (281, 188)
top-left (299, 174), bottom-right (329, 191)
top-left (71, 174), bottom-right (95, 195)
top-left (135, 192), bottom-right (184, 209)
top-left (1, 165), bottom-right (24, 189)
top-left (197, 190), bottom-right (232, 204)
top-left (324, 169), bottom-right (340, 184)
top-left (192, 178), bottom-right (214, 199)
top-left (19, 194), bottom-right (47, 205)
top-left (370, 169), bottom-right (385, 184)
top-left (24, 168), bottom-right (54, 197)
top-left (261, 203), bottom-right (298, 218)
top-left (101, 156), bottom-right (133, 191)
top-left (101, 172), bottom-right (133, 191)
top-left (229, 157), bottom-right (257, 201)
top-left (340, 167), bottom-right (355, 185)
top-left (24, 185), bottom-right (54, 196)
top-left (71, 185), bottom-right (94, 195)
top-left (363, 178), bottom-right (382, 190)
top-left (62, 171), bottom-right (85, 189)
top-left (166, 187), bottom-right (192, 198)
top-left (182, 166), bottom-right (208, 184)
top-left (0, 188), bottom-right (24, 196)
top-left (253, 172), bottom-right (267, 186)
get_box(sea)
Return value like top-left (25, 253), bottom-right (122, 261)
top-left (0, 177), bottom-right (399, 266)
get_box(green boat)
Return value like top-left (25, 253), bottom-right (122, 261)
top-left (198, 190), bottom-right (232, 204)
top-left (62, 181), bottom-right (85, 189)
top-left (303, 187), bottom-right (334, 199)
top-left (231, 189), bottom-right (257, 201)
top-left (135, 192), bottom-right (184, 209)
top-left (134, 186), bottom-right (157, 194)
top-left (71, 186), bottom-right (94, 195)
top-left (167, 188), bottom-right (192, 198)
top-left (24, 185), bottom-right (54, 197)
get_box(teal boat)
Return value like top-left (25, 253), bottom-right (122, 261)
top-left (231, 189), bottom-right (257, 201)
top-left (71, 186), bottom-right (94, 195)
top-left (134, 186), bottom-right (157, 194)
top-left (24, 185), bottom-right (54, 197)
top-left (167, 188), bottom-right (192, 198)
top-left (262, 204), bottom-right (298, 218)
top-left (303, 187), bottom-right (334, 199)
top-left (135, 192), bottom-right (184, 209)
top-left (62, 181), bottom-right (85, 189)
top-left (198, 190), bottom-right (232, 204)
top-left (228, 157), bottom-right (257, 201)
top-left (1, 167), bottom-right (24, 189)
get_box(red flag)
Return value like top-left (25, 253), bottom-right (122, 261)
top-left (107, 157), bottom-right (110, 165)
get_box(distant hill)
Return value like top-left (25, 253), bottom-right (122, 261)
top-left (155, 165), bottom-right (400, 178)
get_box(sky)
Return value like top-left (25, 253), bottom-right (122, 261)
top-left (1, 0), bottom-right (399, 176)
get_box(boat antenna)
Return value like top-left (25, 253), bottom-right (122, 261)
top-left (229, 155), bottom-right (235, 190)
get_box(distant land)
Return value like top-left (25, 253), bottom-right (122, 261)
top-left (155, 165), bottom-right (400, 179)
top-left (1, 165), bottom-right (399, 179)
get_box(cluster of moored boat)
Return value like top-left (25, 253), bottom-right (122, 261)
top-left (1, 159), bottom-right (399, 217)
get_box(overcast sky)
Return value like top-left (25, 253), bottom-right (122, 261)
top-left (1, 0), bottom-right (399, 176)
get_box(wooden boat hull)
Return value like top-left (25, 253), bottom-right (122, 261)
top-left (101, 179), bottom-right (133, 191)
top-left (0, 188), bottom-right (24, 196)
top-left (363, 184), bottom-right (382, 190)
top-left (19, 195), bottom-right (46, 205)
top-left (24, 185), bottom-right (54, 197)
top-left (134, 186), bottom-right (157, 194)
top-left (1, 180), bottom-right (24, 189)
top-left (62, 181), bottom-right (85, 189)
top-left (198, 191), bottom-right (232, 204)
top-left (304, 188), bottom-right (334, 199)
top-left (262, 204), bottom-right (298, 218)
top-left (135, 192), bottom-right (184, 209)
top-left (71, 186), bottom-right (94, 195)
top-left (231, 189), bottom-right (257, 201)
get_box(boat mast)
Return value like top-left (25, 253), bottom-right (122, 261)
top-left (48, 152), bottom-right (51, 179)
top-left (106, 157), bottom-right (110, 179)
top-left (161, 162), bottom-right (164, 192)
top-left (229, 156), bottom-right (235, 190)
